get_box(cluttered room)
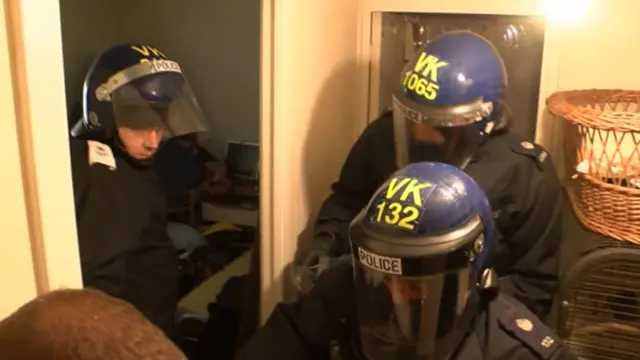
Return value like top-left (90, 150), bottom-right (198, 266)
top-left (59, 0), bottom-right (261, 358)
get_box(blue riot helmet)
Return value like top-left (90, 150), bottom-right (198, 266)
top-left (392, 31), bottom-right (507, 169)
top-left (70, 44), bottom-right (210, 141)
top-left (349, 162), bottom-right (496, 360)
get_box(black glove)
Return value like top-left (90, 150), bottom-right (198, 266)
top-left (291, 235), bottom-right (338, 294)
top-left (302, 234), bottom-right (338, 270)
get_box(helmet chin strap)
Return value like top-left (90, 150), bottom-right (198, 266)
top-left (479, 101), bottom-right (511, 136)
top-left (70, 117), bottom-right (88, 138)
top-left (491, 101), bottom-right (512, 133)
top-left (479, 268), bottom-right (500, 302)
top-left (480, 268), bottom-right (499, 290)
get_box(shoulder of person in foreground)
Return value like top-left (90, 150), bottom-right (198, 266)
top-left (68, 138), bottom-right (118, 189)
top-left (474, 132), bottom-right (563, 318)
top-left (482, 132), bottom-right (560, 181)
top-left (487, 293), bottom-right (578, 360)
top-left (0, 288), bottom-right (185, 360)
top-left (70, 137), bottom-right (158, 305)
top-left (236, 257), bottom-right (355, 360)
top-left (69, 138), bottom-right (90, 172)
top-left (469, 132), bottom-right (562, 222)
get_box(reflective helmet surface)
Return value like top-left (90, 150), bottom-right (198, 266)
top-left (349, 161), bottom-right (495, 360)
top-left (392, 31), bottom-right (507, 169)
top-left (71, 43), bottom-right (210, 142)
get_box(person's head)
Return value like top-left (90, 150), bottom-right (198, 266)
top-left (70, 43), bottom-right (211, 160)
top-left (348, 161), bottom-right (497, 360)
top-left (117, 126), bottom-right (165, 160)
top-left (391, 30), bottom-right (508, 169)
top-left (0, 289), bottom-right (186, 360)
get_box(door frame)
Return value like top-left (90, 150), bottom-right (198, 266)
top-left (359, 0), bottom-right (565, 165)
top-left (3, 0), bottom-right (83, 301)
top-left (3, 0), bottom-right (285, 325)
top-left (0, 0), bottom-right (39, 318)
top-left (258, 0), bottom-right (277, 324)
top-left (1, 0), bottom-right (283, 324)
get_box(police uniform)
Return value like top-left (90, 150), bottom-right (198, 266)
top-left (69, 43), bottom-right (211, 335)
top-left (70, 138), bottom-right (179, 334)
top-left (305, 31), bottom-right (562, 320)
top-left (242, 161), bottom-right (574, 360)
top-left (238, 259), bottom-right (574, 360)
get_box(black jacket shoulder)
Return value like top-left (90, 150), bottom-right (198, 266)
top-left (476, 132), bottom-right (558, 181)
top-left (69, 139), bottom-right (90, 178)
top-left (467, 132), bottom-right (563, 317)
top-left (351, 111), bottom-right (395, 158)
top-left (68, 138), bottom-right (120, 209)
top-left (69, 138), bottom-right (89, 161)
top-left (365, 110), bottom-right (394, 133)
top-left (485, 294), bottom-right (577, 360)
top-left (467, 131), bottom-right (561, 216)
top-left (69, 139), bottom-right (98, 210)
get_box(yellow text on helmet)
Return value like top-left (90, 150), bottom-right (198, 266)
top-left (373, 177), bottom-right (433, 231)
top-left (130, 45), bottom-right (167, 64)
top-left (403, 53), bottom-right (449, 101)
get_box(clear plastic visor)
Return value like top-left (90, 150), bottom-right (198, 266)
top-left (391, 94), bottom-right (491, 169)
top-left (98, 60), bottom-right (211, 139)
top-left (354, 261), bottom-right (474, 360)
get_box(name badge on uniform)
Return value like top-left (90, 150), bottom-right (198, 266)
top-left (87, 140), bottom-right (117, 170)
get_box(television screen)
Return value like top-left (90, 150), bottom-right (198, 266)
top-left (225, 141), bottom-right (259, 181)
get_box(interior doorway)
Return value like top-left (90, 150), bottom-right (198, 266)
top-left (58, 0), bottom-right (263, 356)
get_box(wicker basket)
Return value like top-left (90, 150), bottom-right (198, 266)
top-left (547, 90), bottom-right (640, 244)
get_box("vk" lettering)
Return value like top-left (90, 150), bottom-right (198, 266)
top-left (385, 177), bottom-right (432, 207)
top-left (130, 45), bottom-right (166, 59)
top-left (413, 53), bottom-right (448, 83)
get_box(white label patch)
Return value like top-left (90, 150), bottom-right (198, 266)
top-left (87, 140), bottom-right (116, 170)
top-left (358, 247), bottom-right (402, 275)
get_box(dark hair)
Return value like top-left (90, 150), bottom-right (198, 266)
top-left (0, 289), bottom-right (185, 360)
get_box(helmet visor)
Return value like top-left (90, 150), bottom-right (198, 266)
top-left (104, 60), bottom-right (210, 139)
top-left (391, 95), bottom-right (487, 169)
top-left (353, 250), bottom-right (475, 360)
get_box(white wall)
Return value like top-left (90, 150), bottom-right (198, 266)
top-left (0, 0), bottom-right (38, 318)
top-left (59, 0), bottom-right (260, 158)
top-left (261, 0), bottom-right (361, 315)
top-left (555, 0), bottom-right (640, 91)
top-left (59, 0), bottom-right (123, 113)
top-left (1, 0), bottom-right (82, 319)
top-left (536, 0), bottom-right (640, 177)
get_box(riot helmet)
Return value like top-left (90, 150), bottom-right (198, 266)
top-left (349, 162), bottom-right (496, 360)
top-left (392, 31), bottom-right (507, 169)
top-left (70, 44), bottom-right (210, 151)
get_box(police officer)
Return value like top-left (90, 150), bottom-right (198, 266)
top-left (301, 31), bottom-right (562, 319)
top-left (239, 162), bottom-right (575, 360)
top-left (68, 43), bottom-right (210, 335)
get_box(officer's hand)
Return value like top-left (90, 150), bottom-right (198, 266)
top-left (291, 236), bottom-right (336, 294)
top-left (302, 235), bottom-right (336, 271)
